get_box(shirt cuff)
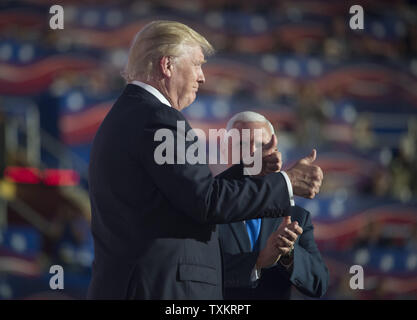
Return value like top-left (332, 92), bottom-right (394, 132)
top-left (250, 265), bottom-right (261, 282)
top-left (280, 171), bottom-right (295, 206)
top-left (251, 260), bottom-right (281, 282)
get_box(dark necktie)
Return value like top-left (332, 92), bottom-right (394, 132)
top-left (246, 218), bottom-right (261, 251)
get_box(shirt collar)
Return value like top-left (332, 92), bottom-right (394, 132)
top-left (130, 80), bottom-right (172, 108)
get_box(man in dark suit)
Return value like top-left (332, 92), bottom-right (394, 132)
top-left (219, 112), bottom-right (329, 299)
top-left (87, 21), bottom-right (323, 299)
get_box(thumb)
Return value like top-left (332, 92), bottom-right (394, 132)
top-left (262, 134), bottom-right (277, 156)
top-left (303, 149), bottom-right (317, 163)
top-left (284, 216), bottom-right (291, 225)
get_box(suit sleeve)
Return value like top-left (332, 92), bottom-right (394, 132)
top-left (287, 209), bottom-right (329, 298)
top-left (215, 163), bottom-right (245, 180)
top-left (140, 107), bottom-right (291, 224)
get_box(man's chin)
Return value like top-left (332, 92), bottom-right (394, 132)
top-left (181, 97), bottom-right (196, 110)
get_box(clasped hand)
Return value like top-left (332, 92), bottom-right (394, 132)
top-left (256, 216), bottom-right (303, 269)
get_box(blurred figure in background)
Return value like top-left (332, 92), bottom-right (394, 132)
top-left (390, 121), bottom-right (417, 202)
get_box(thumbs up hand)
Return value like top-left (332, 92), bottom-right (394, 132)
top-left (301, 149), bottom-right (317, 164)
top-left (286, 149), bottom-right (323, 199)
top-left (257, 134), bottom-right (282, 176)
top-left (262, 134), bottom-right (278, 157)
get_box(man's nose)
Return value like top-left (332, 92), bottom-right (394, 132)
top-left (198, 69), bottom-right (205, 84)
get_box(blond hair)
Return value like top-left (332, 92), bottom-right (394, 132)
top-left (122, 20), bottom-right (215, 82)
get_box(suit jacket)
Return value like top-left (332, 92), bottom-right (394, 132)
top-left (219, 205), bottom-right (329, 300)
top-left (87, 84), bottom-right (292, 299)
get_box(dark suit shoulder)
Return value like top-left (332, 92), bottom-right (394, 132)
top-left (105, 85), bottom-right (190, 141)
top-left (121, 84), bottom-right (184, 119)
top-left (146, 102), bottom-right (186, 125)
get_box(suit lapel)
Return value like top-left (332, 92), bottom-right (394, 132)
top-left (229, 221), bottom-right (252, 252)
top-left (257, 217), bottom-right (282, 251)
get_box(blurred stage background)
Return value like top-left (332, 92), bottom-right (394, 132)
top-left (0, 0), bottom-right (416, 299)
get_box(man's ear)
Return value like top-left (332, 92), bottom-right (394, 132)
top-left (160, 56), bottom-right (173, 78)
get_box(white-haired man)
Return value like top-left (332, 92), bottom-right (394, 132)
top-left (218, 111), bottom-right (328, 299)
top-left (88, 21), bottom-right (323, 299)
